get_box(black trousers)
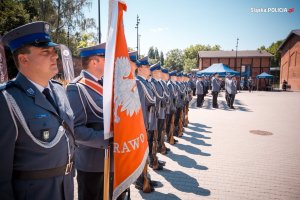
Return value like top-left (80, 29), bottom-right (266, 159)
top-left (212, 91), bottom-right (219, 108)
top-left (157, 119), bottom-right (164, 149)
top-left (77, 170), bottom-right (113, 200)
top-left (225, 91), bottom-right (229, 105)
top-left (147, 130), bottom-right (154, 157)
top-left (174, 108), bottom-right (182, 136)
top-left (196, 94), bottom-right (204, 107)
top-left (229, 94), bottom-right (236, 107)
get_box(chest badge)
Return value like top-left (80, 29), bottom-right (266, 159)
top-left (42, 130), bottom-right (50, 141)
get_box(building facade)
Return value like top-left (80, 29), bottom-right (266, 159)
top-left (198, 50), bottom-right (273, 78)
top-left (278, 30), bottom-right (300, 91)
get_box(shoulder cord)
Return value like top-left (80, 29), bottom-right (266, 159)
top-left (150, 82), bottom-right (165, 99)
top-left (2, 90), bottom-right (65, 148)
top-left (136, 80), bottom-right (156, 104)
top-left (76, 83), bottom-right (103, 119)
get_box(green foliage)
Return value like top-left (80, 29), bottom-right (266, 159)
top-left (164, 44), bottom-right (221, 73)
top-left (164, 49), bottom-right (184, 72)
top-left (0, 0), bottom-right (30, 35)
top-left (0, 0), bottom-right (97, 56)
top-left (148, 46), bottom-right (155, 59)
top-left (258, 40), bottom-right (283, 67)
top-left (160, 51), bottom-right (164, 66)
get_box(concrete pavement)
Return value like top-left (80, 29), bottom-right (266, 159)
top-left (129, 91), bottom-right (300, 200)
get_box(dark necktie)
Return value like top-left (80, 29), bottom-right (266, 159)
top-left (43, 88), bottom-right (58, 112)
top-left (98, 79), bottom-right (103, 86)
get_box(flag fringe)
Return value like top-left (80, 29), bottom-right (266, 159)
top-left (112, 147), bottom-right (149, 200)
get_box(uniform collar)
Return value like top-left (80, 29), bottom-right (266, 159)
top-left (82, 70), bottom-right (101, 82)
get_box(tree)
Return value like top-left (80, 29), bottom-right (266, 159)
top-left (183, 44), bottom-right (221, 72)
top-left (148, 46), bottom-right (155, 59)
top-left (154, 47), bottom-right (159, 60)
top-left (160, 51), bottom-right (164, 66)
top-left (258, 40), bottom-right (283, 67)
top-left (1, 0), bottom-right (97, 55)
top-left (164, 49), bottom-right (184, 72)
top-left (0, 0), bottom-right (30, 36)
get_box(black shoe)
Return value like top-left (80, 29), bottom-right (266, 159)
top-left (166, 147), bottom-right (170, 151)
top-left (153, 165), bottom-right (164, 170)
top-left (230, 106), bottom-right (235, 109)
top-left (150, 180), bottom-right (159, 187)
top-left (174, 139), bottom-right (178, 143)
top-left (149, 162), bottom-right (164, 170)
top-left (158, 160), bottom-right (166, 166)
top-left (135, 182), bottom-right (155, 192)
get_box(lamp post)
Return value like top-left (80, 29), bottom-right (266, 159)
top-left (235, 37), bottom-right (240, 91)
top-left (135, 15), bottom-right (140, 58)
top-left (98, 0), bottom-right (101, 43)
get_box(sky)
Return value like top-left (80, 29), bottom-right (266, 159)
top-left (84, 0), bottom-right (300, 56)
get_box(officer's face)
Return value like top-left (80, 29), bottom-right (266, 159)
top-left (96, 56), bottom-right (105, 76)
top-left (138, 65), bottom-right (150, 78)
top-left (21, 46), bottom-right (59, 80)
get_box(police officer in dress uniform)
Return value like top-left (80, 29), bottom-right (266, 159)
top-left (0, 21), bottom-right (75, 200)
top-left (66, 43), bottom-right (114, 200)
top-left (134, 54), bottom-right (158, 192)
top-left (160, 68), bottom-right (171, 152)
top-left (174, 72), bottom-right (185, 137)
top-left (225, 74), bottom-right (230, 106)
top-left (211, 73), bottom-right (221, 108)
top-left (196, 75), bottom-right (204, 107)
top-left (227, 75), bottom-right (237, 109)
top-left (150, 63), bottom-right (168, 155)
top-left (167, 70), bottom-right (179, 144)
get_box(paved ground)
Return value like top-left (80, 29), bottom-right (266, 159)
top-left (128, 91), bottom-right (300, 200)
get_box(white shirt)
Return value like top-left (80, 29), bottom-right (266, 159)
top-left (28, 79), bottom-right (55, 100)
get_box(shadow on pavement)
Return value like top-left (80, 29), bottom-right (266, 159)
top-left (138, 191), bottom-right (181, 200)
top-left (173, 143), bottom-right (211, 156)
top-left (183, 130), bottom-right (211, 139)
top-left (166, 151), bottom-right (208, 170)
top-left (189, 122), bottom-right (212, 129)
top-left (186, 125), bottom-right (212, 134)
top-left (156, 169), bottom-right (211, 196)
top-left (181, 135), bottom-right (212, 146)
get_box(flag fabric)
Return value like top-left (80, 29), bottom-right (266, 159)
top-left (59, 44), bottom-right (74, 82)
top-left (103, 0), bottom-right (149, 199)
top-left (0, 43), bottom-right (8, 83)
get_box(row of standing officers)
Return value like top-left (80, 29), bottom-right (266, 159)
top-left (0, 21), bottom-right (193, 200)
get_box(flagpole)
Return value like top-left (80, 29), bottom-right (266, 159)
top-left (103, 145), bottom-right (111, 200)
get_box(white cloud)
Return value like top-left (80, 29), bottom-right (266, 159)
top-left (149, 27), bottom-right (169, 33)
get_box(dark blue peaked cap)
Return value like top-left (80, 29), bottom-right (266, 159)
top-left (136, 56), bottom-right (149, 67)
top-left (1, 21), bottom-right (57, 52)
top-left (161, 68), bottom-right (168, 74)
top-left (169, 70), bottom-right (177, 76)
top-left (129, 51), bottom-right (138, 62)
top-left (150, 62), bottom-right (161, 72)
top-left (79, 42), bottom-right (106, 57)
top-left (177, 72), bottom-right (183, 77)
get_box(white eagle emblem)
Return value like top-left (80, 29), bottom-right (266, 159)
top-left (114, 57), bottom-right (141, 123)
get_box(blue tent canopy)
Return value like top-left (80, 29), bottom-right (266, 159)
top-left (197, 63), bottom-right (239, 76)
top-left (256, 72), bottom-right (273, 79)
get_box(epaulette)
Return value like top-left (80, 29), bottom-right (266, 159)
top-left (50, 79), bottom-right (63, 86)
top-left (0, 81), bottom-right (15, 91)
top-left (69, 75), bottom-right (83, 84)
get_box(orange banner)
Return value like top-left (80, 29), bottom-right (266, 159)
top-left (104, 1), bottom-right (149, 199)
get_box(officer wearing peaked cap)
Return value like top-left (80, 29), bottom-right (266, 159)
top-left (66, 43), bottom-right (119, 200)
top-left (150, 62), bottom-right (167, 170)
top-left (134, 56), bottom-right (158, 192)
top-left (160, 68), bottom-right (171, 152)
top-left (167, 70), bottom-right (179, 144)
top-left (0, 21), bottom-right (75, 200)
top-left (150, 62), bottom-right (168, 156)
